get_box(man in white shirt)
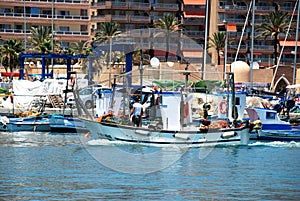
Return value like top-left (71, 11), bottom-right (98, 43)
top-left (131, 97), bottom-right (143, 127)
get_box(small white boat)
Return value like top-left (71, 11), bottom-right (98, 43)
top-left (246, 107), bottom-right (300, 141)
top-left (0, 114), bottom-right (88, 133)
top-left (0, 115), bottom-right (50, 132)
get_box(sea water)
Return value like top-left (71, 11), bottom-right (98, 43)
top-left (0, 132), bottom-right (300, 200)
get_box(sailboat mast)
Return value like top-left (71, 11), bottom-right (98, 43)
top-left (202, 0), bottom-right (209, 80)
top-left (293, 0), bottom-right (300, 85)
top-left (250, 0), bottom-right (255, 88)
top-left (23, 0), bottom-right (26, 52)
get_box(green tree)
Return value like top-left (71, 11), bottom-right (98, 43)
top-left (94, 22), bottom-right (121, 84)
top-left (69, 41), bottom-right (92, 66)
top-left (154, 14), bottom-right (181, 62)
top-left (29, 26), bottom-right (53, 52)
top-left (95, 22), bottom-right (121, 42)
top-left (0, 39), bottom-right (23, 73)
top-left (208, 32), bottom-right (226, 65)
top-left (256, 10), bottom-right (291, 65)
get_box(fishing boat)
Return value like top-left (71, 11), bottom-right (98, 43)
top-left (0, 114), bottom-right (50, 132)
top-left (80, 71), bottom-right (250, 146)
top-left (49, 114), bottom-right (89, 133)
top-left (246, 107), bottom-right (300, 141)
top-left (0, 113), bottom-right (88, 133)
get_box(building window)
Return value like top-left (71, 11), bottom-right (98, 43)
top-left (42, 9), bottom-right (52, 15)
top-left (0, 24), bottom-right (11, 29)
top-left (80, 9), bottom-right (87, 16)
top-left (58, 26), bottom-right (70, 32)
top-left (58, 11), bottom-right (70, 16)
top-left (0, 8), bottom-right (12, 13)
top-left (31, 7), bottom-right (40, 15)
top-left (61, 42), bottom-right (69, 50)
top-left (81, 25), bottom-right (88, 32)
top-left (15, 24), bottom-right (22, 30)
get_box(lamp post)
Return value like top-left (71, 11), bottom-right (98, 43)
top-left (223, 19), bottom-right (228, 80)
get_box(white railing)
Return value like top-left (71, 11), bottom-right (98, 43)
top-left (130, 15), bottom-right (150, 22)
top-left (184, 30), bottom-right (204, 36)
top-left (55, 31), bottom-right (89, 35)
top-left (256, 6), bottom-right (274, 11)
top-left (111, 2), bottom-right (128, 7)
top-left (254, 45), bottom-right (273, 51)
top-left (0, 28), bottom-right (30, 33)
top-left (0, 12), bottom-right (89, 20)
top-left (8, 0), bottom-right (89, 3)
top-left (129, 2), bottom-right (150, 9)
top-left (152, 3), bottom-right (178, 9)
top-left (0, 28), bottom-right (88, 36)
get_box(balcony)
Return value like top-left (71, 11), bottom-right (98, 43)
top-left (228, 45), bottom-right (247, 52)
top-left (1, 28), bottom-right (22, 33)
top-left (0, 0), bottom-right (89, 9)
top-left (129, 2), bottom-right (151, 10)
top-left (55, 30), bottom-right (89, 36)
top-left (92, 1), bottom-right (129, 9)
top-left (183, 18), bottom-right (205, 25)
top-left (184, 30), bottom-right (204, 37)
top-left (0, 12), bottom-right (89, 24)
top-left (255, 6), bottom-right (274, 12)
top-left (254, 45), bottom-right (274, 52)
top-left (219, 5), bottom-right (248, 14)
top-left (111, 15), bottom-right (129, 23)
top-left (130, 15), bottom-right (151, 23)
top-left (152, 3), bottom-right (179, 11)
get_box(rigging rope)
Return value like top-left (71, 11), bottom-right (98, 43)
top-left (270, 0), bottom-right (299, 90)
top-left (234, 1), bottom-right (253, 63)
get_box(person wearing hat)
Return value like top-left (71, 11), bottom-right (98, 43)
top-left (130, 97), bottom-right (143, 127)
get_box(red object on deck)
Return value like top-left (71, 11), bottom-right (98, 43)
top-left (0, 72), bottom-right (26, 77)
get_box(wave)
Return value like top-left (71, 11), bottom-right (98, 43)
top-left (249, 141), bottom-right (300, 148)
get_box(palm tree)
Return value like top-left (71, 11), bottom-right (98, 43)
top-left (29, 26), bottom-right (53, 52)
top-left (0, 39), bottom-right (23, 73)
top-left (208, 32), bottom-right (226, 65)
top-left (69, 41), bottom-right (92, 66)
top-left (71, 41), bottom-right (93, 56)
top-left (94, 22), bottom-right (121, 85)
top-left (154, 14), bottom-right (181, 62)
top-left (37, 39), bottom-right (52, 54)
top-left (95, 22), bottom-right (121, 42)
top-left (256, 10), bottom-right (291, 65)
top-left (95, 22), bottom-right (121, 62)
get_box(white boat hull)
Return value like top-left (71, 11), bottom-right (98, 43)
top-left (82, 119), bottom-right (250, 146)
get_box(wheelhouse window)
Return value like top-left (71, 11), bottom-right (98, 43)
top-left (266, 112), bottom-right (276, 120)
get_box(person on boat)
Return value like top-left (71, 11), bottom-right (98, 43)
top-left (130, 97), bottom-right (143, 127)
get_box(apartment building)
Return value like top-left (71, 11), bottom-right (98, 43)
top-left (0, 0), bottom-right (299, 75)
top-left (216, 0), bottom-right (299, 68)
top-left (0, 0), bottom-right (91, 50)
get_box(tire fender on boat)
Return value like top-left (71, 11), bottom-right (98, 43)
top-left (221, 131), bottom-right (237, 139)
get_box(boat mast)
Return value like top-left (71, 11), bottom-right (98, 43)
top-left (23, 0), bottom-right (26, 52)
top-left (250, 0), bottom-right (255, 88)
top-left (293, 0), bottom-right (300, 85)
top-left (202, 0), bottom-right (209, 80)
top-left (51, 0), bottom-right (54, 76)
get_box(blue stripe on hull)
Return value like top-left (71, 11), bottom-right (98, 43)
top-left (258, 135), bottom-right (300, 142)
top-left (262, 124), bottom-right (291, 130)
